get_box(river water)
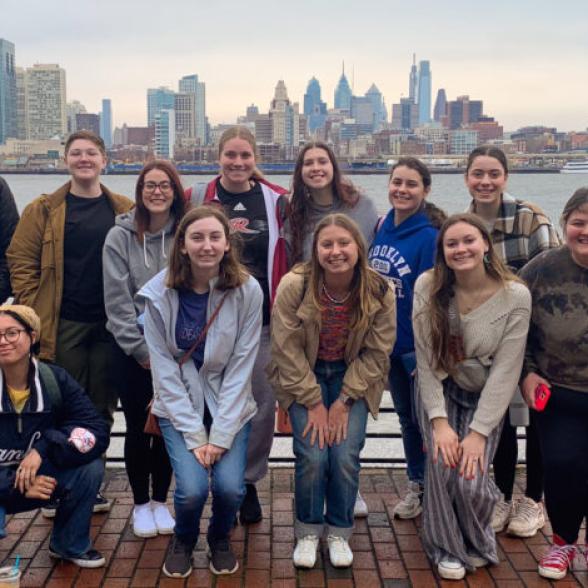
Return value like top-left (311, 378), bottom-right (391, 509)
top-left (6, 172), bottom-right (588, 230)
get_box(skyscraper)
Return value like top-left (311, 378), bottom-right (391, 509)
top-left (0, 39), bottom-right (17, 144)
top-left (25, 64), bottom-right (67, 140)
top-left (66, 100), bottom-right (87, 134)
top-left (365, 84), bottom-right (386, 132)
top-left (334, 64), bottom-right (352, 113)
top-left (76, 113), bottom-right (100, 136)
top-left (409, 54), bottom-right (418, 103)
top-left (100, 99), bottom-right (112, 148)
top-left (154, 109), bottom-right (175, 158)
top-left (15, 67), bottom-right (26, 139)
top-left (179, 74), bottom-right (206, 144)
top-left (269, 80), bottom-right (299, 146)
top-left (433, 89), bottom-right (447, 122)
top-left (446, 95), bottom-right (484, 129)
top-left (303, 77), bottom-right (327, 133)
top-left (417, 60), bottom-right (431, 124)
top-left (147, 87), bottom-right (175, 127)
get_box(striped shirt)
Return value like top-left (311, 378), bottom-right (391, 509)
top-left (468, 192), bottom-right (561, 271)
top-left (317, 295), bottom-right (351, 361)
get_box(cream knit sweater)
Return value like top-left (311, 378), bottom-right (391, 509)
top-left (412, 271), bottom-right (531, 437)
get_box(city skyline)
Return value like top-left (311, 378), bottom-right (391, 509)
top-left (3, 0), bottom-right (587, 132)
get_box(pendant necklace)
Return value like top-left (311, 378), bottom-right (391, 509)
top-left (322, 284), bottom-right (351, 304)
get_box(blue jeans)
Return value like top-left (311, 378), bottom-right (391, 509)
top-left (0, 458), bottom-right (104, 557)
top-left (289, 359), bottom-right (368, 540)
top-left (159, 418), bottom-right (250, 546)
top-left (390, 353), bottom-right (425, 485)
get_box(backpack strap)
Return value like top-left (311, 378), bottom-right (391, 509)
top-left (38, 363), bottom-right (62, 413)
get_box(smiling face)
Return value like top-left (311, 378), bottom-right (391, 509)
top-left (316, 224), bottom-right (359, 279)
top-left (301, 147), bottom-right (334, 192)
top-left (219, 137), bottom-right (256, 192)
top-left (181, 216), bottom-right (230, 277)
top-left (0, 314), bottom-right (34, 369)
top-left (141, 168), bottom-right (174, 216)
top-left (389, 165), bottom-right (430, 219)
top-left (65, 138), bottom-right (106, 184)
top-left (565, 205), bottom-right (588, 267)
top-left (465, 155), bottom-right (508, 207)
top-left (442, 221), bottom-right (489, 274)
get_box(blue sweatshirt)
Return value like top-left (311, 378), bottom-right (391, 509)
top-left (368, 209), bottom-right (438, 356)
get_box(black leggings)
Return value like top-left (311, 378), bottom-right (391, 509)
top-left (492, 409), bottom-right (543, 502)
top-left (535, 385), bottom-right (588, 544)
top-left (113, 345), bottom-right (173, 505)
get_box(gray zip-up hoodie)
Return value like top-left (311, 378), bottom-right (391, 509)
top-left (140, 270), bottom-right (262, 451)
top-left (103, 209), bottom-right (175, 364)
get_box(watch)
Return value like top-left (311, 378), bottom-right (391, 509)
top-left (338, 393), bottom-right (355, 408)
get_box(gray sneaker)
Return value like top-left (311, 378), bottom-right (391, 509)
top-left (393, 481), bottom-right (423, 519)
top-left (208, 538), bottom-right (238, 575)
top-left (163, 535), bottom-right (193, 578)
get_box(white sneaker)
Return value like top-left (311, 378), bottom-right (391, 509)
top-left (507, 497), bottom-right (545, 538)
top-left (438, 555), bottom-right (466, 580)
top-left (393, 481), bottom-right (423, 519)
top-left (293, 535), bottom-right (319, 568)
top-left (132, 503), bottom-right (157, 538)
top-left (466, 551), bottom-right (488, 568)
top-left (151, 501), bottom-right (175, 535)
top-left (327, 535), bottom-right (353, 568)
top-left (353, 491), bottom-right (368, 518)
top-left (491, 497), bottom-right (512, 533)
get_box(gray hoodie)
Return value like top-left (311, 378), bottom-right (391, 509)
top-left (103, 209), bottom-right (175, 363)
top-left (140, 270), bottom-right (262, 450)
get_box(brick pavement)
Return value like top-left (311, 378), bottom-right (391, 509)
top-left (0, 468), bottom-right (586, 587)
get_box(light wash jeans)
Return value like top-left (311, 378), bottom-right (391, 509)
top-left (289, 359), bottom-right (368, 540)
top-left (159, 418), bottom-right (250, 546)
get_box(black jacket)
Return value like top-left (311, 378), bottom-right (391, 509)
top-left (0, 361), bottom-right (110, 501)
top-left (0, 177), bottom-right (19, 302)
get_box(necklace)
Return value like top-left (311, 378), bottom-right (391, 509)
top-left (322, 284), bottom-right (351, 304)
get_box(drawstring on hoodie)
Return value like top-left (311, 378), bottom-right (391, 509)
top-left (142, 230), bottom-right (167, 269)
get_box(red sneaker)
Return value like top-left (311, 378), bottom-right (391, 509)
top-left (538, 536), bottom-right (576, 580)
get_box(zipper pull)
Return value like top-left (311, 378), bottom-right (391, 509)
top-left (17, 415), bottom-right (23, 434)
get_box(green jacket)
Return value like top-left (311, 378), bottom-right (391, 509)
top-left (6, 182), bottom-right (133, 360)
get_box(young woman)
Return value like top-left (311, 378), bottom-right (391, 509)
top-left (268, 214), bottom-right (396, 569)
top-left (185, 126), bottom-right (288, 523)
top-left (413, 213), bottom-right (531, 580)
top-left (519, 188), bottom-right (588, 580)
top-left (369, 158), bottom-right (445, 519)
top-left (7, 130), bottom-right (133, 514)
top-left (103, 161), bottom-right (186, 538)
top-left (287, 141), bottom-right (379, 265)
top-left (140, 206), bottom-right (262, 578)
top-left (465, 145), bottom-right (559, 538)
top-left (0, 304), bottom-right (109, 568)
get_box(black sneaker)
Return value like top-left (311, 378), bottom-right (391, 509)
top-left (92, 492), bottom-right (112, 513)
top-left (41, 497), bottom-right (59, 519)
top-left (239, 483), bottom-right (262, 525)
top-left (208, 538), bottom-right (238, 575)
top-left (163, 535), bottom-right (193, 578)
top-left (49, 547), bottom-right (106, 568)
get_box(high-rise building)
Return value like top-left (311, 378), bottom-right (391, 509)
top-left (66, 100), bottom-right (87, 134)
top-left (154, 109), bottom-right (175, 158)
top-left (179, 74), bottom-right (206, 144)
top-left (76, 113), bottom-right (100, 136)
top-left (433, 89), bottom-right (447, 122)
top-left (174, 92), bottom-right (196, 141)
top-left (303, 77), bottom-right (327, 133)
top-left (417, 60), bottom-right (431, 124)
top-left (15, 67), bottom-right (26, 139)
top-left (446, 95), bottom-right (484, 130)
top-left (334, 64), bottom-right (352, 113)
top-left (0, 39), bottom-right (17, 144)
top-left (147, 87), bottom-right (175, 127)
top-left (391, 98), bottom-right (418, 131)
top-left (365, 84), bottom-right (386, 132)
top-left (409, 54), bottom-right (418, 103)
top-left (100, 99), bottom-right (112, 148)
top-left (269, 80), bottom-right (299, 146)
top-left (25, 64), bottom-right (67, 140)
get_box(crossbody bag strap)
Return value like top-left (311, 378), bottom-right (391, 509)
top-left (178, 292), bottom-right (229, 367)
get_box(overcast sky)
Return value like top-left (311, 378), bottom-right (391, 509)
top-left (4, 0), bottom-right (587, 132)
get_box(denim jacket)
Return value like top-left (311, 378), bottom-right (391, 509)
top-left (140, 270), bottom-right (262, 451)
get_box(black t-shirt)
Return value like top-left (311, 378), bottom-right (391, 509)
top-left (60, 193), bottom-right (115, 322)
top-left (216, 179), bottom-right (270, 324)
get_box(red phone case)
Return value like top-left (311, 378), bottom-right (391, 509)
top-left (534, 383), bottom-right (551, 411)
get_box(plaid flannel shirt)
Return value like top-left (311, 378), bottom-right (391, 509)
top-left (468, 192), bottom-right (561, 271)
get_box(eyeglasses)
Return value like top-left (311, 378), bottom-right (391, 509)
top-left (143, 181), bottom-right (173, 193)
top-left (0, 329), bottom-right (26, 343)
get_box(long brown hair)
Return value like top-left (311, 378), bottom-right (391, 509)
top-left (166, 206), bottom-right (248, 291)
top-left (134, 160), bottom-right (186, 244)
top-left (425, 213), bottom-right (519, 374)
top-left (296, 213), bottom-right (389, 332)
top-left (289, 141), bottom-right (361, 263)
top-left (218, 126), bottom-right (264, 181)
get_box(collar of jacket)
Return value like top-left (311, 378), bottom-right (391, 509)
top-left (39, 181), bottom-right (122, 211)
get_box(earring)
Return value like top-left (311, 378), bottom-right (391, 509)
top-left (483, 253), bottom-right (490, 266)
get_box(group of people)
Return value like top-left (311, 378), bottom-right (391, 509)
top-left (0, 128), bottom-right (586, 582)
